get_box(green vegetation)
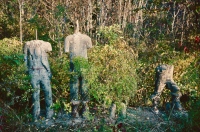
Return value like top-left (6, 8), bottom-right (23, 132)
top-left (87, 25), bottom-right (137, 111)
top-left (0, 0), bottom-right (200, 131)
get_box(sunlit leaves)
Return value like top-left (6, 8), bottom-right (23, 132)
top-left (86, 25), bottom-right (137, 110)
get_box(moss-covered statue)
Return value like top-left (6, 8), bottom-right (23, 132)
top-left (64, 20), bottom-right (92, 118)
top-left (151, 64), bottom-right (183, 113)
top-left (24, 40), bottom-right (53, 121)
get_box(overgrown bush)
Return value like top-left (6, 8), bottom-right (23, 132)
top-left (86, 25), bottom-right (138, 113)
top-left (0, 38), bottom-right (31, 110)
top-left (49, 54), bottom-right (71, 113)
top-left (0, 38), bottom-right (32, 131)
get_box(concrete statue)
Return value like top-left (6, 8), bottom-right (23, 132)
top-left (151, 64), bottom-right (183, 113)
top-left (24, 40), bottom-right (53, 121)
top-left (64, 20), bottom-right (92, 118)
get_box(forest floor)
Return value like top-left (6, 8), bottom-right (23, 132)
top-left (26, 106), bottom-right (188, 132)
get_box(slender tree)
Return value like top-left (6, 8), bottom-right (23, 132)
top-left (18, 0), bottom-right (24, 44)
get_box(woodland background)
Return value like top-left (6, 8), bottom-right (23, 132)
top-left (0, 0), bottom-right (200, 131)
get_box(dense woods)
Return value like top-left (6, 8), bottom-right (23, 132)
top-left (0, 0), bottom-right (200, 131)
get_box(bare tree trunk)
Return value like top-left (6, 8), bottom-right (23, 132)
top-left (99, 0), bottom-right (105, 27)
top-left (122, 0), bottom-right (127, 29)
top-left (132, 0), bottom-right (146, 44)
top-left (87, 0), bottom-right (93, 35)
top-left (180, 7), bottom-right (186, 46)
top-left (122, 0), bottom-right (132, 30)
top-left (118, 0), bottom-right (122, 27)
top-left (18, 0), bottom-right (23, 44)
top-left (171, 1), bottom-right (180, 44)
top-left (35, 29), bottom-right (38, 40)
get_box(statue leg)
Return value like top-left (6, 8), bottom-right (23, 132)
top-left (79, 101), bottom-right (88, 118)
top-left (167, 81), bottom-right (183, 111)
top-left (80, 76), bottom-right (89, 118)
top-left (151, 80), bottom-right (166, 113)
top-left (151, 66), bottom-right (167, 113)
top-left (80, 76), bottom-right (89, 101)
top-left (31, 76), bottom-right (41, 121)
top-left (70, 74), bottom-right (80, 118)
top-left (41, 71), bottom-right (53, 119)
top-left (69, 62), bottom-right (81, 118)
top-left (71, 101), bottom-right (80, 118)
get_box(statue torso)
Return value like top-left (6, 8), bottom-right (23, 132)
top-left (25, 40), bottom-right (51, 70)
top-left (69, 32), bottom-right (89, 60)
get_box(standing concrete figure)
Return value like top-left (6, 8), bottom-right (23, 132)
top-left (64, 20), bottom-right (92, 118)
top-left (151, 64), bottom-right (183, 113)
top-left (24, 40), bottom-right (53, 121)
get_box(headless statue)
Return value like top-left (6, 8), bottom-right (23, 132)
top-left (151, 64), bottom-right (183, 113)
top-left (24, 40), bottom-right (53, 121)
top-left (64, 20), bottom-right (92, 118)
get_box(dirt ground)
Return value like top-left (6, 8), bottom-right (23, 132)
top-left (26, 106), bottom-right (188, 132)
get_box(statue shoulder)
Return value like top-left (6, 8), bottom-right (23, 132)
top-left (41, 41), bottom-right (52, 52)
top-left (80, 33), bottom-right (91, 39)
top-left (65, 35), bottom-right (74, 40)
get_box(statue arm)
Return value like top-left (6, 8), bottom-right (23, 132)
top-left (41, 41), bottom-right (52, 78)
top-left (64, 35), bottom-right (73, 53)
top-left (86, 35), bottom-right (92, 49)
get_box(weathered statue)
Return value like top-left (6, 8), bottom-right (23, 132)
top-left (151, 64), bottom-right (183, 113)
top-left (24, 40), bottom-right (53, 121)
top-left (64, 20), bottom-right (92, 118)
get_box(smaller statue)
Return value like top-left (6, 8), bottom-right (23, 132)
top-left (24, 40), bottom-right (53, 121)
top-left (151, 64), bottom-right (183, 113)
top-left (64, 20), bottom-right (92, 118)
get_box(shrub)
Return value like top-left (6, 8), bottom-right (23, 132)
top-left (0, 38), bottom-right (32, 130)
top-left (49, 54), bottom-right (71, 113)
top-left (86, 25), bottom-right (138, 112)
top-left (0, 38), bottom-right (31, 110)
